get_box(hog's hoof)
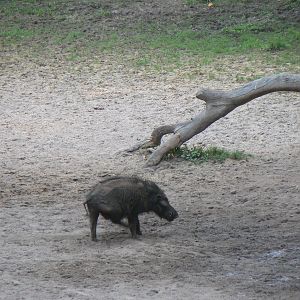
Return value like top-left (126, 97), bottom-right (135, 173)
top-left (91, 237), bottom-right (98, 242)
top-left (131, 234), bottom-right (142, 240)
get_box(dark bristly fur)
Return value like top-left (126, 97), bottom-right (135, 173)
top-left (83, 176), bottom-right (178, 241)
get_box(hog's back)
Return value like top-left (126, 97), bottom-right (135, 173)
top-left (86, 176), bottom-right (146, 206)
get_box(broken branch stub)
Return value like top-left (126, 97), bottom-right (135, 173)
top-left (130, 73), bottom-right (300, 166)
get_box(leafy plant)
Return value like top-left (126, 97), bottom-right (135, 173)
top-left (166, 145), bottom-right (250, 163)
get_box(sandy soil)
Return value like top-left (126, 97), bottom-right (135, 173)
top-left (1, 58), bottom-right (299, 300)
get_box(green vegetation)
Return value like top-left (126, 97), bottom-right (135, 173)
top-left (0, 27), bottom-right (36, 40)
top-left (53, 31), bottom-right (85, 45)
top-left (166, 145), bottom-right (251, 163)
top-left (1, 0), bottom-right (58, 17)
top-left (0, 0), bottom-right (299, 72)
top-left (283, 0), bottom-right (300, 8)
top-left (185, 0), bottom-right (207, 5)
top-left (97, 8), bottom-right (112, 18)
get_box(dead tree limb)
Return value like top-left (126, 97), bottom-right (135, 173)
top-left (129, 73), bottom-right (300, 166)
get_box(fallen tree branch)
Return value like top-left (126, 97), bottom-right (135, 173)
top-left (128, 73), bottom-right (300, 166)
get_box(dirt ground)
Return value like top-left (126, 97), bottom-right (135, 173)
top-left (1, 1), bottom-right (300, 299)
top-left (1, 56), bottom-right (299, 300)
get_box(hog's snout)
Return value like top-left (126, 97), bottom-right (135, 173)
top-left (165, 209), bottom-right (178, 221)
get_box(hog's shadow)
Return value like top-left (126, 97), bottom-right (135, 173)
top-left (85, 228), bottom-right (174, 247)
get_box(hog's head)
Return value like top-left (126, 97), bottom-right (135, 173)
top-left (152, 193), bottom-right (178, 221)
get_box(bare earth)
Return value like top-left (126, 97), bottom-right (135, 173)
top-left (1, 58), bottom-right (299, 300)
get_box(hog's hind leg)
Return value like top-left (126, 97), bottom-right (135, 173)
top-left (89, 211), bottom-right (99, 242)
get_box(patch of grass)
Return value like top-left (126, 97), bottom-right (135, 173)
top-left (0, 0), bottom-right (299, 72)
top-left (235, 74), bottom-right (261, 83)
top-left (185, 0), bottom-right (252, 6)
top-left (283, 0), bottom-right (300, 9)
top-left (223, 22), bottom-right (272, 35)
top-left (0, 26), bottom-right (36, 41)
top-left (1, 0), bottom-right (57, 17)
top-left (66, 52), bottom-right (81, 61)
top-left (117, 22), bottom-right (299, 71)
top-left (166, 145), bottom-right (250, 163)
top-left (92, 33), bottom-right (120, 52)
top-left (263, 28), bottom-right (299, 52)
top-left (97, 8), bottom-right (112, 18)
top-left (136, 30), bottom-right (219, 54)
top-left (265, 39), bottom-right (289, 51)
top-left (53, 31), bottom-right (85, 45)
top-left (184, 0), bottom-right (207, 5)
top-left (135, 57), bottom-right (151, 67)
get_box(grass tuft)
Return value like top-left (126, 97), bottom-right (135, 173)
top-left (166, 145), bottom-right (250, 163)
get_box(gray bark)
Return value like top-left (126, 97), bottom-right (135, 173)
top-left (127, 73), bottom-right (300, 166)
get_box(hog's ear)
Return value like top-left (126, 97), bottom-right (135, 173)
top-left (160, 200), bottom-right (170, 207)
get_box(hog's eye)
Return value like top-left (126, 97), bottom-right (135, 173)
top-left (156, 195), bottom-right (162, 202)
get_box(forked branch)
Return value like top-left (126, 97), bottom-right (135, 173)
top-left (127, 73), bottom-right (300, 166)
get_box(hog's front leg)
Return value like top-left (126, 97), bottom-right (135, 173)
top-left (128, 214), bottom-right (139, 238)
top-left (136, 217), bottom-right (142, 235)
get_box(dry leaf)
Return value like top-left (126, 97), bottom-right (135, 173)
top-left (208, 2), bottom-right (214, 8)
